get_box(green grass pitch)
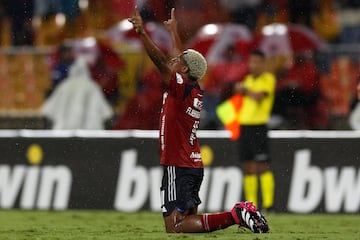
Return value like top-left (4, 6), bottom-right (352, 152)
top-left (0, 210), bottom-right (359, 240)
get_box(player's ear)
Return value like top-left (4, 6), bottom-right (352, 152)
top-left (181, 65), bottom-right (189, 74)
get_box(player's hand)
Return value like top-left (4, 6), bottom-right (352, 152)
top-left (128, 6), bottom-right (144, 35)
top-left (163, 8), bottom-right (177, 33)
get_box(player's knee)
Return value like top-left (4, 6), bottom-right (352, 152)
top-left (243, 161), bottom-right (257, 174)
top-left (258, 161), bottom-right (271, 173)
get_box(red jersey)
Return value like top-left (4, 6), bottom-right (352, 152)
top-left (159, 71), bottom-right (203, 168)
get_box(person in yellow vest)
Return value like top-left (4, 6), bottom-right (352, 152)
top-left (234, 50), bottom-right (276, 211)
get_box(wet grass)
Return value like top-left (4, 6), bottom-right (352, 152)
top-left (0, 211), bottom-right (359, 240)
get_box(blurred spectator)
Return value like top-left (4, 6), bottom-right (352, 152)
top-left (89, 54), bottom-right (120, 106)
top-left (311, 0), bottom-right (341, 43)
top-left (219, 0), bottom-right (262, 30)
top-left (32, 0), bottom-right (80, 45)
top-left (73, 39), bottom-right (125, 106)
top-left (349, 101), bottom-right (360, 130)
top-left (34, 0), bottom-right (79, 20)
top-left (174, 0), bottom-right (206, 42)
top-left (288, 0), bottom-right (314, 27)
top-left (3, 0), bottom-right (34, 45)
top-left (338, 0), bottom-right (360, 8)
top-left (201, 44), bottom-right (248, 129)
top-left (198, 0), bottom-right (232, 25)
top-left (112, 67), bottom-right (165, 130)
top-left (111, 0), bottom-right (135, 19)
top-left (349, 80), bottom-right (360, 129)
top-left (139, 0), bottom-right (175, 22)
top-left (88, 42), bottom-right (125, 106)
top-left (233, 49), bottom-right (276, 211)
top-left (0, 1), bottom-right (7, 45)
top-left (274, 52), bottom-right (323, 129)
top-left (320, 56), bottom-right (357, 129)
top-left (257, 0), bottom-right (289, 28)
top-left (47, 42), bottom-right (75, 97)
top-left (42, 57), bottom-right (113, 130)
top-left (337, 1), bottom-right (360, 44)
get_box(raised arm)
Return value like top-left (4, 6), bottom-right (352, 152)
top-left (128, 7), bottom-right (171, 82)
top-left (163, 8), bottom-right (184, 57)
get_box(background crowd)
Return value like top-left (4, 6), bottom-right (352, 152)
top-left (0, 0), bottom-right (360, 130)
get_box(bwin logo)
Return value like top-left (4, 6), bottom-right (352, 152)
top-left (288, 149), bottom-right (360, 213)
top-left (0, 144), bottom-right (72, 210)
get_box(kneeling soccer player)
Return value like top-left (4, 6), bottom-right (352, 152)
top-left (128, 7), bottom-right (269, 233)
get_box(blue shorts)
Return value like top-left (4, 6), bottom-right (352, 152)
top-left (160, 166), bottom-right (203, 217)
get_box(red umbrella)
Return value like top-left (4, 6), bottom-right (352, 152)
top-left (252, 23), bottom-right (325, 56)
top-left (187, 23), bottom-right (252, 64)
top-left (104, 19), bottom-right (172, 53)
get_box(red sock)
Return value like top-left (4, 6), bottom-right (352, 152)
top-left (201, 212), bottom-right (234, 232)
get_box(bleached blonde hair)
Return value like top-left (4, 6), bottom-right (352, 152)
top-left (182, 49), bottom-right (207, 80)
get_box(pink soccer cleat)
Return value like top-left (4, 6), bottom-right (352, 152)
top-left (230, 201), bottom-right (269, 233)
